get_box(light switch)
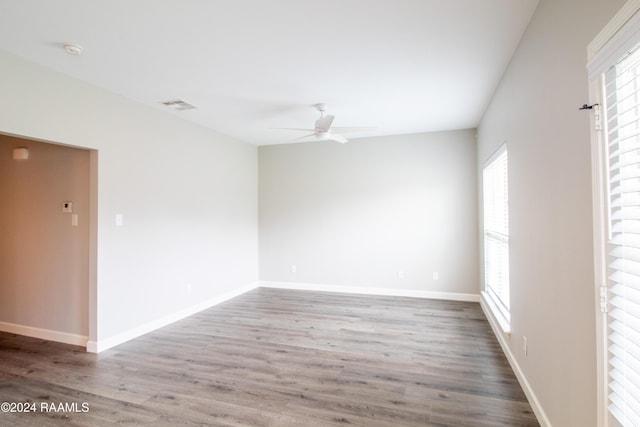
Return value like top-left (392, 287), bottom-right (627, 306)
top-left (115, 214), bottom-right (124, 226)
top-left (71, 214), bottom-right (78, 227)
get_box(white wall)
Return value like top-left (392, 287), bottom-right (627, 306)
top-left (0, 136), bottom-right (90, 340)
top-left (259, 131), bottom-right (478, 298)
top-left (476, 0), bottom-right (624, 425)
top-left (0, 50), bottom-right (258, 350)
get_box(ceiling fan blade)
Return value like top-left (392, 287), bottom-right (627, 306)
top-left (273, 127), bottom-right (316, 132)
top-left (330, 126), bottom-right (376, 134)
top-left (328, 133), bottom-right (348, 144)
top-left (291, 133), bottom-right (317, 141)
top-left (315, 114), bottom-right (334, 132)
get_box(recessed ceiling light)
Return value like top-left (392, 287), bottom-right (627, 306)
top-left (63, 43), bottom-right (83, 55)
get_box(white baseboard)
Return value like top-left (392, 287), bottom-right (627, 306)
top-left (0, 321), bottom-right (88, 347)
top-left (479, 294), bottom-right (551, 427)
top-left (89, 282), bottom-right (259, 353)
top-left (259, 281), bottom-right (480, 302)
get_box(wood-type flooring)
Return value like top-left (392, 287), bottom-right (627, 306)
top-left (0, 288), bottom-right (538, 426)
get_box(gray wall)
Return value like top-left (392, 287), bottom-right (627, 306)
top-left (0, 50), bottom-right (259, 348)
top-left (259, 131), bottom-right (479, 296)
top-left (0, 136), bottom-right (89, 337)
top-left (476, 0), bottom-right (624, 425)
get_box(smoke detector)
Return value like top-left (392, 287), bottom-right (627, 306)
top-left (63, 43), bottom-right (83, 55)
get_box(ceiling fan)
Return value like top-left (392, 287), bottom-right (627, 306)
top-left (279, 103), bottom-right (369, 144)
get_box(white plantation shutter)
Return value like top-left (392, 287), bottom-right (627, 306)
top-left (605, 42), bottom-right (640, 427)
top-left (483, 146), bottom-right (510, 325)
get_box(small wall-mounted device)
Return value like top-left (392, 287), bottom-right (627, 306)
top-left (12, 147), bottom-right (29, 160)
top-left (62, 201), bottom-right (73, 213)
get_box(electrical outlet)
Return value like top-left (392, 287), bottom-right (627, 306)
top-left (290, 265), bottom-right (297, 273)
top-left (433, 272), bottom-right (439, 281)
top-left (523, 336), bottom-right (528, 356)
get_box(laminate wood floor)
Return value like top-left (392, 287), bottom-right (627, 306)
top-left (0, 288), bottom-right (538, 426)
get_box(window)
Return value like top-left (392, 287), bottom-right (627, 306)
top-left (482, 144), bottom-right (510, 329)
top-left (589, 5), bottom-right (640, 426)
top-left (603, 44), bottom-right (640, 427)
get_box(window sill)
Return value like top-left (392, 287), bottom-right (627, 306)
top-left (481, 291), bottom-right (511, 335)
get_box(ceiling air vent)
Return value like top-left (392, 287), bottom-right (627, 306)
top-left (160, 99), bottom-right (197, 111)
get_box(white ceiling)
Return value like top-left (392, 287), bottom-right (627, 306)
top-left (0, 0), bottom-right (538, 145)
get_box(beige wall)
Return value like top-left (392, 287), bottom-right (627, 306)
top-left (0, 135), bottom-right (89, 337)
top-left (476, 0), bottom-right (624, 425)
top-left (0, 50), bottom-right (258, 349)
top-left (259, 130), bottom-right (479, 296)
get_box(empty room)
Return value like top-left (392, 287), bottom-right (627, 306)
top-left (0, 0), bottom-right (637, 426)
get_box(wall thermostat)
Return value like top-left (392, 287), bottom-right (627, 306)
top-left (62, 201), bottom-right (73, 213)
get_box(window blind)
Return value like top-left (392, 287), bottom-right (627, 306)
top-left (605, 41), bottom-right (640, 427)
top-left (483, 146), bottom-right (510, 323)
